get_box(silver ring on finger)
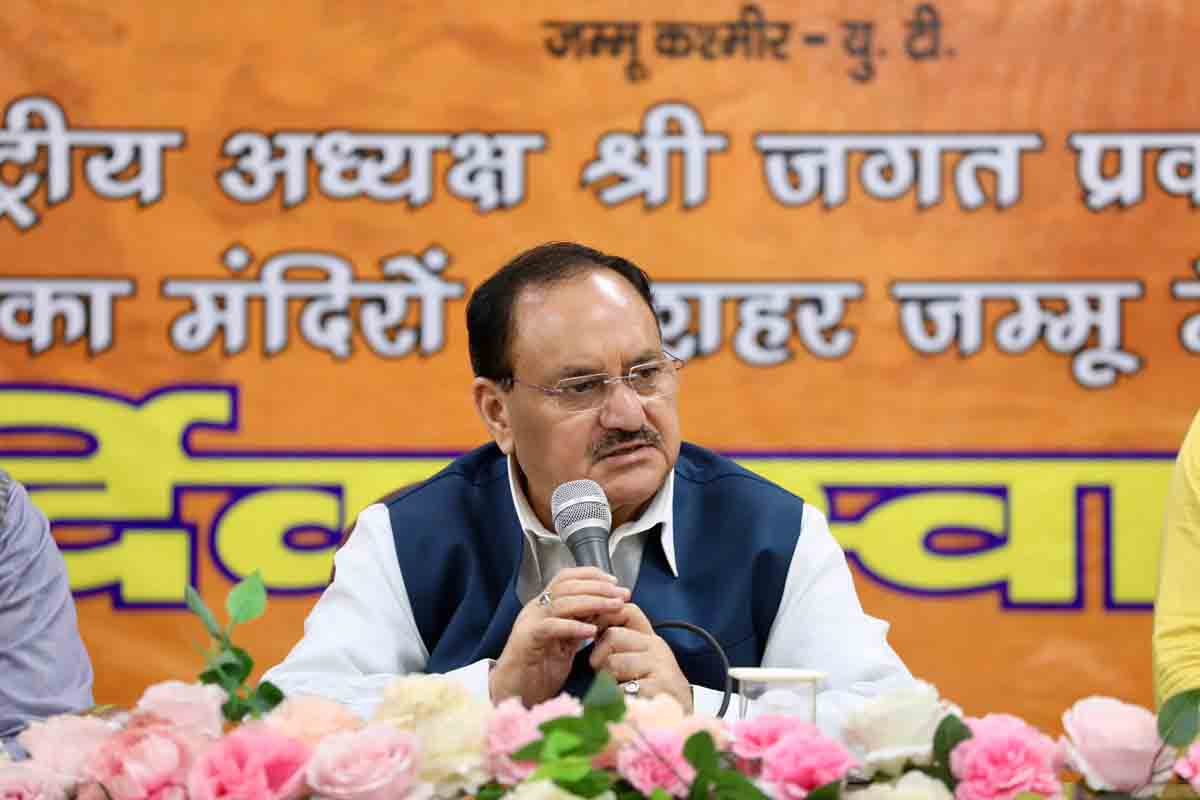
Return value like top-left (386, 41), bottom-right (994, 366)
top-left (621, 679), bottom-right (640, 698)
top-left (537, 590), bottom-right (553, 609)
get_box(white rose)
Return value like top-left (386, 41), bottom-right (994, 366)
top-left (508, 780), bottom-right (593, 800)
top-left (841, 681), bottom-right (960, 778)
top-left (372, 674), bottom-right (494, 798)
top-left (849, 771), bottom-right (955, 800)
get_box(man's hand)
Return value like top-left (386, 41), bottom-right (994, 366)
top-left (590, 602), bottom-right (692, 712)
top-left (490, 567), bottom-right (630, 706)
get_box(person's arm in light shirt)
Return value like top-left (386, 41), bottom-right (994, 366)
top-left (1154, 410), bottom-right (1200, 706)
top-left (0, 473), bottom-right (94, 743)
top-left (262, 504), bottom-right (492, 718)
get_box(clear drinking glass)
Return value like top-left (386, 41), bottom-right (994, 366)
top-left (728, 667), bottom-right (825, 723)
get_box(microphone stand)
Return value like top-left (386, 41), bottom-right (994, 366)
top-left (649, 619), bottom-right (732, 718)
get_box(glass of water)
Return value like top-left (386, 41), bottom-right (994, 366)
top-left (728, 667), bottom-right (825, 724)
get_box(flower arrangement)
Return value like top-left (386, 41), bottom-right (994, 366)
top-left (3, 573), bottom-right (1200, 800)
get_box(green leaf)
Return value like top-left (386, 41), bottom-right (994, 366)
top-left (244, 690), bottom-right (268, 718)
top-left (221, 695), bottom-right (249, 722)
top-left (512, 739), bottom-right (545, 762)
top-left (683, 731), bottom-right (719, 773)
top-left (197, 667), bottom-right (223, 687)
top-left (689, 773), bottom-right (716, 800)
top-left (226, 646), bottom-right (254, 684)
top-left (1159, 689), bottom-right (1200, 746)
top-left (1014, 794), bottom-right (1049, 800)
top-left (226, 570), bottom-right (268, 626)
top-left (475, 783), bottom-right (506, 800)
top-left (558, 770), bottom-right (615, 798)
top-left (254, 680), bottom-right (285, 712)
top-left (200, 646), bottom-right (254, 693)
top-left (540, 715), bottom-right (609, 755)
top-left (530, 755), bottom-right (593, 783)
top-left (651, 789), bottom-right (673, 800)
top-left (583, 672), bottom-right (626, 722)
top-left (712, 770), bottom-right (770, 800)
top-left (186, 585), bottom-right (223, 641)
top-left (805, 781), bottom-right (842, 800)
top-left (200, 654), bottom-right (240, 692)
top-left (544, 729), bottom-right (584, 759)
top-left (933, 714), bottom-right (973, 766)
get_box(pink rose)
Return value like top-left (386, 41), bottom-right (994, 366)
top-left (950, 714), bottom-right (1061, 800)
top-left (186, 722), bottom-right (310, 800)
top-left (732, 715), bottom-right (821, 764)
top-left (1060, 697), bottom-right (1172, 797)
top-left (83, 719), bottom-right (209, 800)
top-left (264, 695), bottom-right (362, 747)
top-left (306, 723), bottom-right (430, 800)
top-left (136, 682), bottom-right (226, 739)
top-left (1175, 742), bottom-right (1200, 792)
top-left (0, 763), bottom-right (72, 800)
top-left (599, 695), bottom-right (727, 769)
top-left (759, 728), bottom-right (858, 800)
top-left (487, 695), bottom-right (583, 785)
top-left (17, 715), bottom-right (117, 780)
top-left (616, 728), bottom-right (696, 799)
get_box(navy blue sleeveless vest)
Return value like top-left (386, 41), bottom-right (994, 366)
top-left (387, 442), bottom-right (804, 694)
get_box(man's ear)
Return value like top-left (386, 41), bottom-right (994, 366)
top-left (473, 377), bottom-right (515, 454)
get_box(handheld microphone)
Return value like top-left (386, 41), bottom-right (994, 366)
top-left (548, 478), bottom-right (733, 717)
top-left (550, 479), bottom-right (613, 575)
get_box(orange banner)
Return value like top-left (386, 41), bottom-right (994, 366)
top-left (0, 1), bottom-right (1196, 733)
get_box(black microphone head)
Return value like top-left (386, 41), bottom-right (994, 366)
top-left (550, 479), bottom-right (612, 540)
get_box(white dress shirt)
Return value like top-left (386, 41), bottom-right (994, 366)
top-left (264, 456), bottom-right (915, 735)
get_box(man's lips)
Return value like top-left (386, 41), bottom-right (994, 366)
top-left (598, 441), bottom-right (656, 460)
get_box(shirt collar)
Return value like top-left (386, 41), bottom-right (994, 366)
top-left (505, 454), bottom-right (678, 577)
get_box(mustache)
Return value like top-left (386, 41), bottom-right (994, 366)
top-left (592, 426), bottom-right (662, 460)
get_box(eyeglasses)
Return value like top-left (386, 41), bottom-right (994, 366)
top-left (506, 353), bottom-right (684, 414)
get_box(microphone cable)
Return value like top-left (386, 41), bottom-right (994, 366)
top-left (650, 619), bottom-right (732, 719)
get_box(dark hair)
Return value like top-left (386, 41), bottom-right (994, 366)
top-left (466, 241), bottom-right (657, 381)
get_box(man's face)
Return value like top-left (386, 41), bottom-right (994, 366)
top-left (490, 269), bottom-right (682, 526)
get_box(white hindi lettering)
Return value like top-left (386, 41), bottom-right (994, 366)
top-left (754, 133), bottom-right (1042, 210)
top-left (1070, 132), bottom-right (1200, 211)
top-left (218, 129), bottom-right (544, 210)
top-left (651, 281), bottom-right (863, 364)
top-left (581, 102), bottom-right (728, 208)
top-left (1172, 260), bottom-right (1200, 354)
top-left (314, 132), bottom-right (450, 206)
top-left (0, 278), bottom-right (135, 354)
top-left (0, 96), bottom-right (184, 230)
top-left (891, 281), bottom-right (1143, 388)
top-left (220, 132), bottom-right (316, 207)
top-left (446, 133), bottom-right (547, 212)
top-left (162, 245), bottom-right (465, 358)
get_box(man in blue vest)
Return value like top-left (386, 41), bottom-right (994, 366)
top-left (265, 242), bottom-right (913, 726)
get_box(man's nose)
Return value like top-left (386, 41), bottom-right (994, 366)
top-left (597, 379), bottom-right (645, 431)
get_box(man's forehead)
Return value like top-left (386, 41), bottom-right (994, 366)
top-left (512, 271), bottom-right (653, 329)
top-left (509, 272), bottom-right (661, 371)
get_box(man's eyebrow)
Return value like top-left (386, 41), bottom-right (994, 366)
top-left (547, 351), bottom-right (662, 382)
top-left (625, 350), bottom-right (662, 370)
top-left (550, 364), bottom-right (607, 382)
